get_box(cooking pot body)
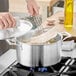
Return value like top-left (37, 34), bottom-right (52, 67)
top-left (16, 34), bottom-right (62, 67)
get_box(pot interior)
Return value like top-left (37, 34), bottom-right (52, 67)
top-left (17, 30), bottom-right (61, 45)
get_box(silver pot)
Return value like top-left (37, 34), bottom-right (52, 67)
top-left (16, 30), bottom-right (63, 67)
top-left (6, 28), bottom-right (71, 67)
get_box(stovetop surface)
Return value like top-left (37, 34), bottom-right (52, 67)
top-left (3, 57), bottom-right (76, 76)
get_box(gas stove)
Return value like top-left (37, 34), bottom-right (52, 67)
top-left (2, 57), bottom-right (76, 76)
top-left (0, 41), bottom-right (76, 76)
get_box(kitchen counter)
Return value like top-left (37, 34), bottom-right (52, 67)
top-left (41, 12), bottom-right (76, 36)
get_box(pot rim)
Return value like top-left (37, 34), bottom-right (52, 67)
top-left (17, 33), bottom-right (62, 45)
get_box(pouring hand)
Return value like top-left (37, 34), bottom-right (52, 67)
top-left (27, 0), bottom-right (39, 16)
top-left (0, 12), bottom-right (16, 29)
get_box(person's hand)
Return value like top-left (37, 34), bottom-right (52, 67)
top-left (0, 12), bottom-right (16, 29)
top-left (27, 0), bottom-right (39, 16)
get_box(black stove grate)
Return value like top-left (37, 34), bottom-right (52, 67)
top-left (3, 57), bottom-right (76, 76)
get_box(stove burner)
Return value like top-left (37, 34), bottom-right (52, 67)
top-left (38, 68), bottom-right (47, 72)
top-left (29, 67), bottom-right (48, 72)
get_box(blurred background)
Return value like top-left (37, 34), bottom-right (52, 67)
top-left (9, 0), bottom-right (76, 22)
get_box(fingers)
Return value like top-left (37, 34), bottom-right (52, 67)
top-left (1, 16), bottom-right (9, 29)
top-left (33, 5), bottom-right (39, 16)
top-left (0, 13), bottom-right (16, 29)
top-left (0, 19), bottom-right (4, 29)
top-left (28, 5), bottom-right (39, 16)
top-left (27, 5), bottom-right (33, 16)
top-left (8, 13), bottom-right (16, 27)
top-left (4, 13), bottom-right (13, 28)
top-left (27, 0), bottom-right (39, 16)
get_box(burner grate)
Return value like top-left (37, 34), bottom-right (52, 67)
top-left (3, 57), bottom-right (75, 76)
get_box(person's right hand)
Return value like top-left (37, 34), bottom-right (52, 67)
top-left (27, 0), bottom-right (39, 16)
top-left (0, 12), bottom-right (16, 29)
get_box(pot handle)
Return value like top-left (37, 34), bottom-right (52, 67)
top-left (6, 38), bottom-right (24, 50)
top-left (59, 32), bottom-right (72, 41)
top-left (6, 37), bottom-right (17, 45)
top-left (4, 38), bottom-right (17, 49)
top-left (60, 32), bottom-right (75, 51)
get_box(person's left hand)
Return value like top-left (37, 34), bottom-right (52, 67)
top-left (27, 0), bottom-right (39, 16)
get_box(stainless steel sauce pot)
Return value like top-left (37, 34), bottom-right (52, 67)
top-left (16, 30), bottom-right (63, 67)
